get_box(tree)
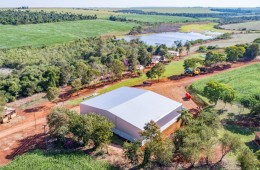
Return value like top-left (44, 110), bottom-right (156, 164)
top-left (69, 114), bottom-right (93, 145)
top-left (179, 133), bottom-right (201, 167)
top-left (219, 132), bottom-right (242, 162)
top-left (140, 121), bottom-right (174, 166)
top-left (46, 87), bottom-right (60, 103)
top-left (204, 51), bottom-right (226, 67)
top-left (0, 93), bottom-right (5, 119)
top-left (87, 113), bottom-right (114, 150)
top-left (185, 41), bottom-right (191, 55)
top-left (250, 103), bottom-right (260, 116)
top-left (177, 109), bottom-right (193, 126)
top-left (183, 58), bottom-right (204, 70)
top-left (146, 69), bottom-right (156, 80)
top-left (204, 81), bottom-right (235, 105)
top-left (225, 46), bottom-right (246, 62)
top-left (238, 148), bottom-right (259, 170)
top-left (128, 51), bottom-right (139, 73)
top-left (47, 107), bottom-right (70, 143)
top-left (71, 78), bottom-right (82, 95)
top-left (150, 63), bottom-right (165, 82)
top-left (109, 59), bottom-right (125, 81)
top-left (221, 87), bottom-right (235, 108)
top-left (123, 141), bottom-right (142, 165)
top-left (245, 43), bottom-right (260, 60)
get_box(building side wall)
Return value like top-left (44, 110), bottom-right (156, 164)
top-left (80, 104), bottom-right (142, 142)
top-left (156, 105), bottom-right (183, 131)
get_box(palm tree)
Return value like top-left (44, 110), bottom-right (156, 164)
top-left (177, 109), bottom-right (193, 126)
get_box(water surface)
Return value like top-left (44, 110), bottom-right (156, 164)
top-left (120, 32), bottom-right (214, 47)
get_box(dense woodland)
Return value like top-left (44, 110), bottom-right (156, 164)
top-left (0, 10), bottom-right (97, 25)
top-left (0, 38), bottom-right (172, 102)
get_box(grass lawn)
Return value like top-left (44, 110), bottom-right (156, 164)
top-left (180, 22), bottom-right (224, 33)
top-left (189, 63), bottom-right (260, 102)
top-left (221, 21), bottom-right (260, 31)
top-left (0, 20), bottom-right (136, 49)
top-left (0, 150), bottom-right (115, 170)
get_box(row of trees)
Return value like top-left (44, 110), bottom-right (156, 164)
top-left (47, 107), bottom-right (114, 150)
top-left (0, 10), bottom-right (97, 25)
top-left (192, 43), bottom-right (259, 69)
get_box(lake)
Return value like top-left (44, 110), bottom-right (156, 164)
top-left (120, 32), bottom-right (216, 47)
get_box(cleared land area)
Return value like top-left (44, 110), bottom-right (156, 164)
top-left (189, 63), bottom-right (260, 101)
top-left (0, 20), bottom-right (136, 49)
top-left (221, 21), bottom-right (260, 30)
top-left (0, 150), bottom-right (114, 170)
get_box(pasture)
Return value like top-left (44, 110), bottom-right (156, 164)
top-left (0, 150), bottom-right (115, 170)
top-left (221, 21), bottom-right (260, 31)
top-left (189, 63), bottom-right (260, 102)
top-left (0, 20), bottom-right (136, 49)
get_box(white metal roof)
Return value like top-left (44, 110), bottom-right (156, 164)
top-left (81, 87), bottom-right (182, 130)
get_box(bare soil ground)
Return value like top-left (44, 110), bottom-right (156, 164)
top-left (0, 59), bottom-right (258, 167)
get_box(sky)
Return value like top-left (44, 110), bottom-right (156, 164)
top-left (0, 0), bottom-right (259, 8)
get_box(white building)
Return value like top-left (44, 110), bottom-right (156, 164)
top-left (151, 55), bottom-right (161, 64)
top-left (168, 50), bottom-right (180, 57)
top-left (80, 87), bottom-right (183, 142)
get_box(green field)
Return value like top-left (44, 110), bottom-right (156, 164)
top-left (221, 21), bottom-right (260, 31)
top-left (0, 150), bottom-right (115, 170)
top-left (136, 7), bottom-right (220, 14)
top-left (189, 63), bottom-right (260, 102)
top-left (0, 20), bottom-right (136, 49)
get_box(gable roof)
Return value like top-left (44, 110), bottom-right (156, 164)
top-left (81, 87), bottom-right (182, 130)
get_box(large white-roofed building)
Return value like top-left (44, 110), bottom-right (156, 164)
top-left (80, 87), bottom-right (183, 142)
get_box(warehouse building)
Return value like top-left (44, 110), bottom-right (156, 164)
top-left (80, 87), bottom-right (183, 142)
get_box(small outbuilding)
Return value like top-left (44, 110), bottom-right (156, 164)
top-left (1, 107), bottom-right (16, 123)
top-left (80, 87), bottom-right (183, 143)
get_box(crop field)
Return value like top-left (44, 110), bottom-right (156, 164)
top-left (180, 22), bottom-right (224, 33)
top-left (0, 150), bottom-right (115, 170)
top-left (221, 21), bottom-right (260, 31)
top-left (0, 20), bottom-right (136, 49)
top-left (136, 7), bottom-right (220, 13)
top-left (189, 63), bottom-right (260, 102)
